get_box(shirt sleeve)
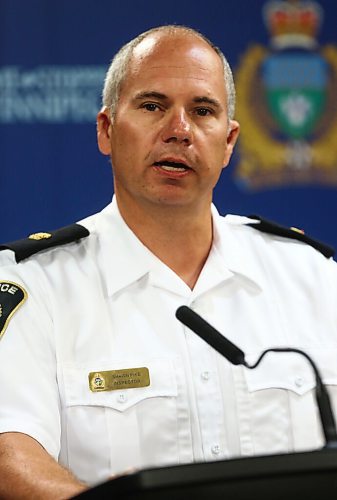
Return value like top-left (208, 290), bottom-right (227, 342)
top-left (326, 257), bottom-right (337, 325)
top-left (0, 260), bottom-right (61, 460)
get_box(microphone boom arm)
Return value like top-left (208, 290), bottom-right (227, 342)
top-left (246, 347), bottom-right (337, 448)
top-left (176, 305), bottom-right (337, 449)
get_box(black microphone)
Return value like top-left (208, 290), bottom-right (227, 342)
top-left (176, 305), bottom-right (247, 366)
top-left (176, 305), bottom-right (337, 448)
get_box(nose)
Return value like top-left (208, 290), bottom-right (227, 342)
top-left (161, 109), bottom-right (193, 145)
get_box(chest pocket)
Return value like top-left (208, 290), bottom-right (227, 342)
top-left (241, 348), bottom-right (337, 455)
top-left (63, 358), bottom-right (177, 409)
top-left (60, 358), bottom-right (179, 484)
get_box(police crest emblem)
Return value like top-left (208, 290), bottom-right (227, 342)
top-left (235, 0), bottom-right (337, 190)
top-left (0, 282), bottom-right (27, 339)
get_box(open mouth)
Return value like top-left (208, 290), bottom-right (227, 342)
top-left (153, 161), bottom-right (190, 172)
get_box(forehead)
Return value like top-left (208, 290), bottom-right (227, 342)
top-left (121, 33), bottom-right (226, 101)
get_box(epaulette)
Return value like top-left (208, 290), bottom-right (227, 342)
top-left (0, 224), bottom-right (90, 263)
top-left (248, 215), bottom-right (335, 259)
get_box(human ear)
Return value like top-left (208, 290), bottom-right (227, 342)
top-left (223, 120), bottom-right (240, 168)
top-left (97, 106), bottom-right (112, 156)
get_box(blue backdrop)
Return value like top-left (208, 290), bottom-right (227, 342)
top-left (1, 0), bottom-right (336, 250)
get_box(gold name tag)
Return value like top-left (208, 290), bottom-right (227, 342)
top-left (89, 367), bottom-right (150, 392)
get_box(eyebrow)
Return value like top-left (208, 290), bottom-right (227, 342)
top-left (193, 96), bottom-right (222, 109)
top-left (134, 91), bottom-right (222, 109)
top-left (134, 91), bottom-right (168, 101)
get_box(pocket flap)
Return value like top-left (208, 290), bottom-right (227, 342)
top-left (62, 358), bottom-right (177, 411)
top-left (244, 349), bottom-right (337, 396)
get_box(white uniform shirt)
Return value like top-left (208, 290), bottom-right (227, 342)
top-left (0, 198), bottom-right (336, 485)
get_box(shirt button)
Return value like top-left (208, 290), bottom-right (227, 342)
top-left (117, 393), bottom-right (127, 403)
top-left (295, 377), bottom-right (303, 388)
top-left (201, 371), bottom-right (210, 381)
top-left (211, 445), bottom-right (220, 455)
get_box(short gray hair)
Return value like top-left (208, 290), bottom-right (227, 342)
top-left (102, 25), bottom-right (236, 121)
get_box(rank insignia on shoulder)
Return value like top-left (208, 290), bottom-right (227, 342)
top-left (248, 215), bottom-right (335, 259)
top-left (0, 281), bottom-right (27, 339)
top-left (28, 232), bottom-right (52, 241)
top-left (290, 227), bottom-right (305, 235)
top-left (0, 224), bottom-right (89, 263)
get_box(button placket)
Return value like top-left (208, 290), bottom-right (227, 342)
top-left (211, 444), bottom-right (221, 455)
top-left (201, 371), bottom-right (210, 381)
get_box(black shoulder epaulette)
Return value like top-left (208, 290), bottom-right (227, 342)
top-left (248, 215), bottom-right (335, 259)
top-left (0, 224), bottom-right (90, 263)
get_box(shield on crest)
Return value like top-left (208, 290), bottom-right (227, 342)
top-left (261, 52), bottom-right (328, 139)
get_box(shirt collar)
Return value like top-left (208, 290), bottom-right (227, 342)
top-left (85, 198), bottom-right (155, 297)
top-left (211, 206), bottom-right (265, 290)
top-left (82, 199), bottom-right (264, 298)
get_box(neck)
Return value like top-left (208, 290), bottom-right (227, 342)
top-left (115, 196), bottom-right (213, 290)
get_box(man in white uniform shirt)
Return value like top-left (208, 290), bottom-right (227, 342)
top-left (0, 25), bottom-right (336, 499)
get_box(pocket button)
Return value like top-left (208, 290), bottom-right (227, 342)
top-left (117, 393), bottom-right (127, 404)
top-left (295, 376), bottom-right (304, 388)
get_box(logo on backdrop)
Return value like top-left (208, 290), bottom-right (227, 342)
top-left (235, 0), bottom-right (337, 190)
top-left (0, 66), bottom-right (106, 124)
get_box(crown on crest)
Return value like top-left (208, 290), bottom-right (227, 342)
top-left (263, 0), bottom-right (323, 49)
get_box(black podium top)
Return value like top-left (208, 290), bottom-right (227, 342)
top-left (75, 448), bottom-right (337, 500)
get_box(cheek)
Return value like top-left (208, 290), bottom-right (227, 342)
top-left (110, 125), bottom-right (136, 158)
top-left (203, 123), bottom-right (228, 147)
top-left (208, 133), bottom-right (229, 165)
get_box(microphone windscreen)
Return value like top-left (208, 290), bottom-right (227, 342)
top-left (176, 306), bottom-right (246, 366)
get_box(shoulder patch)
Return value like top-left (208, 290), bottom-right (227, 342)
top-left (248, 215), bottom-right (335, 259)
top-left (0, 224), bottom-right (90, 263)
top-left (0, 281), bottom-right (27, 339)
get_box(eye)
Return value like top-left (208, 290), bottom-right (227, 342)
top-left (195, 107), bottom-right (213, 117)
top-left (141, 102), bottom-right (161, 112)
